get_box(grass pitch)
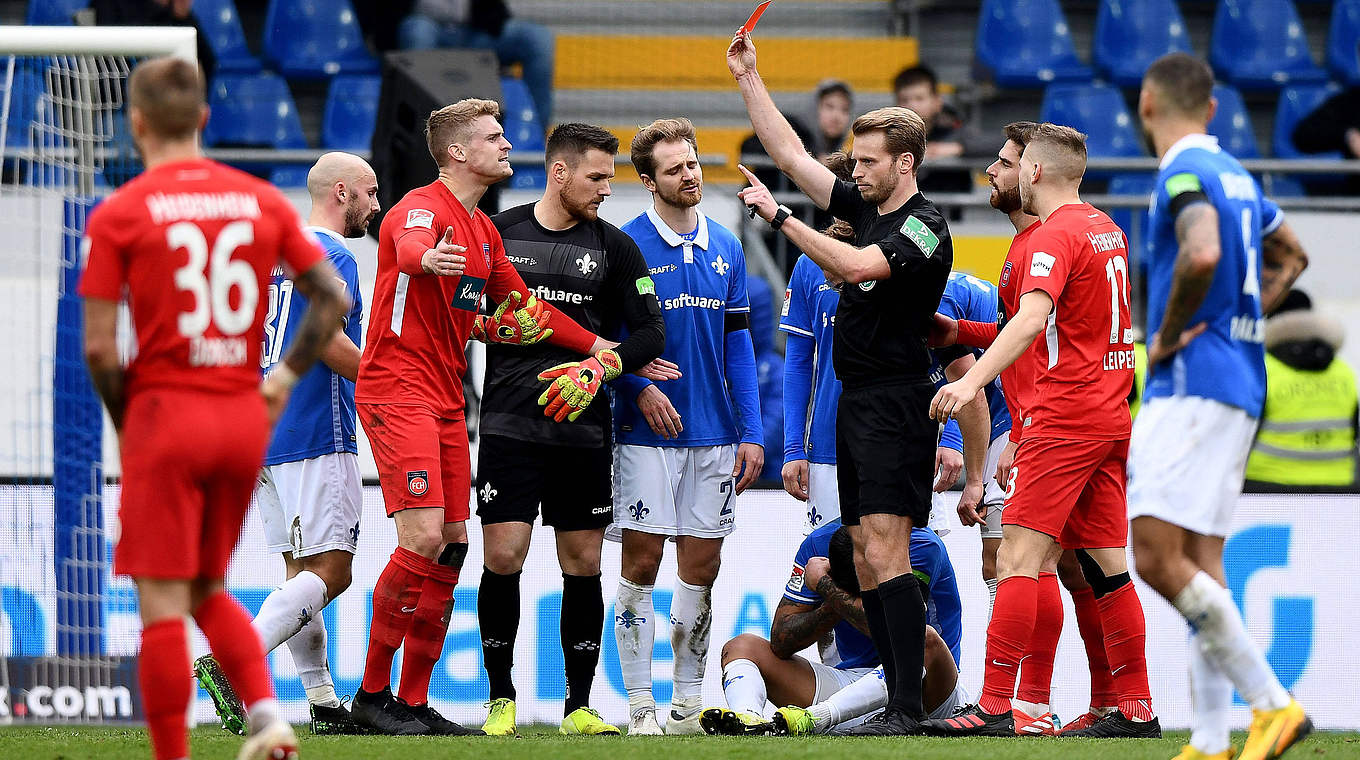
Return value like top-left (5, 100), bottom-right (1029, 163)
top-left (5, 726), bottom-right (1360, 760)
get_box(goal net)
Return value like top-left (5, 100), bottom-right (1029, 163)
top-left (0, 26), bottom-right (194, 724)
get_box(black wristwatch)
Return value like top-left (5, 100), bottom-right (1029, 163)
top-left (770, 204), bottom-right (793, 230)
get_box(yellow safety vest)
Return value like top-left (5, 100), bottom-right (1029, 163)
top-left (1129, 342), bottom-right (1148, 419)
top-left (1246, 354), bottom-right (1359, 486)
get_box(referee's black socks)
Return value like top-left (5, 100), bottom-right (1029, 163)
top-left (561, 572), bottom-right (605, 716)
top-left (878, 572), bottom-right (927, 718)
top-left (478, 567), bottom-right (522, 701)
top-left (861, 588), bottom-right (897, 699)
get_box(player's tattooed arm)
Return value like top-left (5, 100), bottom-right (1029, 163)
top-left (82, 297), bottom-right (125, 430)
top-left (1154, 202), bottom-right (1220, 357)
top-left (279, 260), bottom-right (351, 377)
top-left (815, 575), bottom-right (870, 636)
top-left (1260, 220), bottom-right (1309, 315)
top-left (769, 597), bottom-right (838, 660)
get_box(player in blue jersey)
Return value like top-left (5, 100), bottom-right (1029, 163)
top-left (702, 521), bottom-right (966, 735)
top-left (610, 118), bottom-right (764, 736)
top-left (194, 152), bottom-right (376, 737)
top-left (1130, 54), bottom-right (1311, 760)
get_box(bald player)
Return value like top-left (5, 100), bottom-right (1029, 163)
top-left (195, 152), bottom-right (378, 737)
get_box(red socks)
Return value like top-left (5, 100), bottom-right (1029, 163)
top-left (1095, 581), bottom-right (1155, 720)
top-left (362, 547), bottom-right (431, 694)
top-left (397, 562), bottom-right (460, 705)
top-left (193, 592), bottom-right (273, 709)
top-left (1016, 572), bottom-right (1062, 704)
top-left (140, 618), bottom-right (191, 760)
top-left (1071, 585), bottom-right (1118, 707)
top-left (979, 575), bottom-right (1038, 715)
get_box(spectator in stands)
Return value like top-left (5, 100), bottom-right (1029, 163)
top-left (1246, 290), bottom-right (1359, 491)
top-left (810, 79), bottom-right (853, 160)
top-left (1291, 87), bottom-right (1360, 194)
top-left (91, 0), bottom-right (216, 73)
top-left (399, 0), bottom-right (555, 127)
top-left (892, 65), bottom-right (987, 196)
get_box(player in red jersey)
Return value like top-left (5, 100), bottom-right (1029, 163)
top-left (79, 58), bottom-right (349, 760)
top-left (349, 98), bottom-right (616, 736)
top-left (923, 124), bottom-right (1158, 739)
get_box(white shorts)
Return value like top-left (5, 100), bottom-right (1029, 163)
top-left (928, 492), bottom-right (951, 537)
top-left (805, 462), bottom-right (840, 534)
top-left (809, 662), bottom-right (876, 703)
top-left (257, 452), bottom-right (363, 557)
top-left (1128, 396), bottom-right (1259, 537)
top-left (981, 435), bottom-right (1010, 540)
top-left (609, 444), bottom-right (737, 540)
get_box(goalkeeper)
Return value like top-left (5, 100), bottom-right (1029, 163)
top-left (473, 123), bottom-right (670, 737)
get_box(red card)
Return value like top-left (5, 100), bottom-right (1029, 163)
top-left (741, 1), bottom-right (772, 34)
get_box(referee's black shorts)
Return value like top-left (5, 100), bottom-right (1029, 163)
top-left (475, 434), bottom-right (613, 531)
top-left (835, 381), bottom-right (937, 527)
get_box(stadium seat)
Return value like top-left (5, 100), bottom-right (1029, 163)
top-left (1093, 0), bottom-right (1192, 88)
top-left (202, 72), bottom-right (308, 185)
top-left (25, 0), bottom-right (87, 25)
top-left (1039, 84), bottom-right (1144, 158)
top-left (1273, 83), bottom-right (1344, 158)
top-left (501, 77), bottom-right (545, 190)
top-left (1207, 84), bottom-right (1261, 159)
top-left (193, 0), bottom-right (261, 73)
top-left (3, 65), bottom-right (46, 149)
top-left (1107, 173), bottom-right (1156, 265)
top-left (1327, 0), bottom-right (1360, 85)
top-left (1210, 0), bottom-right (1328, 90)
top-left (975, 0), bottom-right (1092, 88)
top-left (322, 75), bottom-right (381, 151)
top-left (263, 0), bottom-right (379, 79)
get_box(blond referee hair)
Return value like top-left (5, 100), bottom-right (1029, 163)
top-left (426, 98), bottom-right (501, 167)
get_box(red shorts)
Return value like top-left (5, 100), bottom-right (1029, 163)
top-left (358, 401), bottom-right (470, 522)
top-left (1002, 436), bottom-right (1129, 549)
top-left (116, 389), bottom-right (268, 579)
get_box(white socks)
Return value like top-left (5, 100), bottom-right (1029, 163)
top-left (720, 658), bottom-right (766, 716)
top-left (670, 580), bottom-right (713, 708)
top-left (253, 570), bottom-right (328, 653)
top-left (985, 577), bottom-right (1000, 618)
top-left (1172, 571), bottom-right (1290, 712)
top-left (811, 665), bottom-right (889, 732)
top-left (285, 612), bottom-right (339, 708)
top-left (615, 578), bottom-right (657, 711)
top-left (1189, 631), bottom-right (1233, 755)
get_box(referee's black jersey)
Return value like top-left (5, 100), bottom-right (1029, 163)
top-left (825, 179), bottom-right (953, 389)
top-left (483, 203), bottom-right (664, 447)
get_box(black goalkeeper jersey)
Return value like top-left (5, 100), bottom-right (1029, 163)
top-left (482, 203), bottom-right (664, 447)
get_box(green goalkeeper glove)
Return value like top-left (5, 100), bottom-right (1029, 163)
top-left (536, 349), bottom-right (624, 423)
top-left (473, 291), bottom-right (553, 345)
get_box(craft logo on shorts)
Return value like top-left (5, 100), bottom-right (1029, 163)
top-left (407, 470), bottom-right (429, 497)
top-left (405, 208), bottom-right (434, 229)
top-left (1001, 260), bottom-right (1013, 287)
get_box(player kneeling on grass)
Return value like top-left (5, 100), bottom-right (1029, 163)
top-left (702, 523), bottom-right (965, 735)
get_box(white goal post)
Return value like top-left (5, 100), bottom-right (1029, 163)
top-left (0, 25), bottom-right (197, 61)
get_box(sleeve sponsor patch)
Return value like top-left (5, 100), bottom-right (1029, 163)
top-left (786, 564), bottom-right (805, 593)
top-left (1164, 172), bottom-right (1203, 198)
top-left (405, 208), bottom-right (435, 229)
top-left (1029, 251), bottom-right (1056, 277)
top-left (635, 276), bottom-right (656, 296)
top-left (781, 288), bottom-right (792, 316)
top-left (899, 215), bottom-right (940, 257)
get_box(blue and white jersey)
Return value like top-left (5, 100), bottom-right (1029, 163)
top-left (262, 227), bottom-right (363, 464)
top-left (932, 272), bottom-right (1012, 442)
top-left (615, 207), bottom-right (755, 447)
top-left (784, 519), bottom-right (964, 668)
top-left (1145, 134), bottom-right (1282, 417)
top-left (779, 254), bottom-right (841, 464)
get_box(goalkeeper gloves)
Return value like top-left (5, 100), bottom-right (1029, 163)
top-left (473, 291), bottom-right (553, 345)
top-left (537, 348), bottom-right (624, 423)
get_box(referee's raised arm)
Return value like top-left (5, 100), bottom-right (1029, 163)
top-left (727, 30), bottom-right (836, 209)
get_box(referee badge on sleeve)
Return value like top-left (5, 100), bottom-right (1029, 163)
top-left (407, 470), bottom-right (429, 496)
top-left (899, 215), bottom-right (940, 257)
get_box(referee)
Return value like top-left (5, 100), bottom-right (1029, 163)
top-left (474, 123), bottom-right (667, 737)
top-left (729, 31), bottom-right (953, 735)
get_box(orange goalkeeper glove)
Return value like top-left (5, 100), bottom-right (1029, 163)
top-left (473, 291), bottom-right (553, 345)
top-left (536, 348), bottom-right (624, 423)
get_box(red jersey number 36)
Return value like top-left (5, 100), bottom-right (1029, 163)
top-left (168, 220), bottom-right (258, 367)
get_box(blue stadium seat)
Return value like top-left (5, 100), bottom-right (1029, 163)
top-left (1273, 83), bottom-right (1344, 158)
top-left (1327, 0), bottom-right (1360, 85)
top-left (263, 0), bottom-right (379, 79)
top-left (26, 0), bottom-right (87, 25)
top-left (976, 0), bottom-right (1092, 88)
top-left (193, 0), bottom-right (262, 73)
top-left (322, 75), bottom-right (381, 150)
top-left (501, 77), bottom-right (545, 190)
top-left (1210, 0), bottom-right (1328, 90)
top-left (1107, 173), bottom-right (1156, 265)
top-left (1039, 84), bottom-right (1144, 158)
top-left (1207, 84), bottom-right (1261, 159)
top-left (1093, 0), bottom-right (1192, 88)
top-left (202, 72), bottom-right (308, 185)
top-left (3, 65), bottom-right (46, 149)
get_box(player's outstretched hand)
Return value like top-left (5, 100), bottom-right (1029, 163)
top-left (928, 313), bottom-right (959, 347)
top-left (474, 290), bottom-right (554, 345)
top-left (636, 384), bottom-right (683, 439)
top-left (537, 349), bottom-right (623, 423)
top-left (634, 358), bottom-right (682, 382)
top-left (956, 480), bottom-right (986, 526)
top-left (733, 442), bottom-right (765, 494)
top-left (737, 165), bottom-right (778, 222)
top-left (421, 226), bottom-right (467, 277)
top-left (726, 29), bottom-right (757, 79)
top-left (1147, 321), bottom-right (1208, 366)
top-left (782, 458), bottom-right (810, 502)
top-left (934, 446), bottom-right (963, 492)
top-left (930, 378), bottom-right (979, 422)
